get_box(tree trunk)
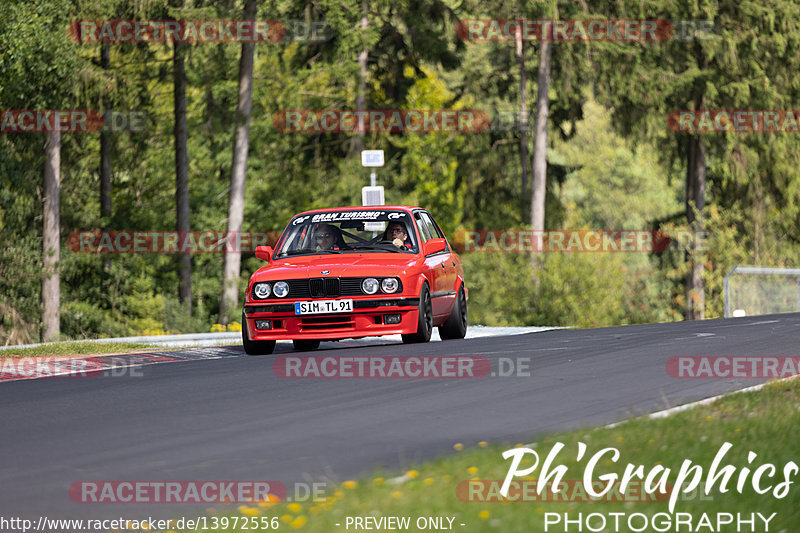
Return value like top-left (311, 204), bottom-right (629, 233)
top-left (220, 0), bottom-right (257, 325)
top-left (530, 32), bottom-right (552, 258)
top-left (174, 39), bottom-right (192, 312)
top-left (42, 128), bottom-right (61, 341)
top-left (685, 129), bottom-right (706, 320)
top-left (100, 43), bottom-right (112, 274)
top-left (100, 42), bottom-right (112, 222)
top-left (352, 0), bottom-right (368, 156)
top-left (515, 9), bottom-right (528, 203)
top-left (683, 31), bottom-right (707, 320)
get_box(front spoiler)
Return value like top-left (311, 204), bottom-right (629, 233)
top-left (243, 298), bottom-right (420, 341)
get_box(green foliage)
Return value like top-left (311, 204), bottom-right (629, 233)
top-left (592, 0), bottom-right (800, 276)
top-left (2, 0), bottom-right (800, 343)
top-left (556, 100), bottom-right (681, 229)
top-left (464, 252), bottom-right (622, 328)
top-left (464, 99), bottom-right (684, 327)
top-left (0, 0), bottom-right (85, 342)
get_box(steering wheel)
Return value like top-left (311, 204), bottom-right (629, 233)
top-left (377, 239), bottom-right (408, 250)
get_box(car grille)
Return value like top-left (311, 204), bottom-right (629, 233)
top-left (340, 277), bottom-right (363, 295)
top-left (309, 277), bottom-right (340, 297)
top-left (286, 279), bottom-right (311, 298)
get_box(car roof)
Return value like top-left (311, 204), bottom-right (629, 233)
top-left (294, 205), bottom-right (422, 216)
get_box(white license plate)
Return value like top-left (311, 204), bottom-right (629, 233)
top-left (294, 299), bottom-right (353, 315)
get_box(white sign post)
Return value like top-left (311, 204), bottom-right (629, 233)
top-left (361, 149), bottom-right (384, 184)
top-left (361, 150), bottom-right (385, 208)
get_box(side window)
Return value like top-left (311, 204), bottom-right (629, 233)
top-left (420, 212), bottom-right (449, 252)
top-left (414, 212), bottom-right (432, 242)
top-left (420, 212), bottom-right (443, 239)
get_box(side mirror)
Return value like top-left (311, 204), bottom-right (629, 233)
top-left (255, 245), bottom-right (273, 262)
top-left (424, 238), bottom-right (447, 256)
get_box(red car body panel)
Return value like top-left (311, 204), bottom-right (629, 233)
top-left (242, 205), bottom-right (466, 342)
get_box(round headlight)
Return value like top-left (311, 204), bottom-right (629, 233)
top-left (273, 281), bottom-right (289, 298)
top-left (253, 282), bottom-right (271, 299)
top-left (362, 278), bottom-right (379, 294)
top-left (381, 277), bottom-right (399, 294)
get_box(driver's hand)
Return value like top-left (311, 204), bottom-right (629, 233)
top-left (392, 238), bottom-right (404, 248)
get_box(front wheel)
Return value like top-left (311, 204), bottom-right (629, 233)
top-left (402, 283), bottom-right (433, 344)
top-left (242, 311), bottom-right (276, 356)
top-left (438, 285), bottom-right (467, 340)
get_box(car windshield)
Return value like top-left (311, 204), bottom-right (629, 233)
top-left (276, 210), bottom-right (418, 257)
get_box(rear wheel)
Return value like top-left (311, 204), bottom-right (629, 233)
top-left (242, 311), bottom-right (276, 356)
top-left (402, 283), bottom-right (433, 344)
top-left (438, 285), bottom-right (467, 340)
top-left (292, 339), bottom-right (321, 351)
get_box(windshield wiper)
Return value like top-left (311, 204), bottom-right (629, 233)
top-left (348, 244), bottom-right (403, 253)
top-left (282, 249), bottom-right (341, 256)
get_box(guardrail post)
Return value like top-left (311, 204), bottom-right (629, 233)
top-left (723, 264), bottom-right (737, 318)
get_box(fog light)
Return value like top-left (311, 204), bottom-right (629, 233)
top-left (255, 320), bottom-right (272, 330)
top-left (384, 314), bottom-right (401, 325)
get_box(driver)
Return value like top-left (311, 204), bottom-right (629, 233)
top-left (384, 221), bottom-right (411, 249)
top-left (314, 223), bottom-right (348, 250)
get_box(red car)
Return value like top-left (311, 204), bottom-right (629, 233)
top-left (241, 206), bottom-right (467, 355)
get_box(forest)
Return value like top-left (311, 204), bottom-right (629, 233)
top-left (2, 0), bottom-right (799, 344)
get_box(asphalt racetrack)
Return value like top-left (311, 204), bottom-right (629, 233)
top-left (1, 314), bottom-right (798, 519)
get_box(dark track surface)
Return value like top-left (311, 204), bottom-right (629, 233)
top-left (2, 314), bottom-right (798, 519)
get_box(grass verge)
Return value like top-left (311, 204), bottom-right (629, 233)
top-left (0, 341), bottom-right (155, 358)
top-left (195, 378), bottom-right (800, 533)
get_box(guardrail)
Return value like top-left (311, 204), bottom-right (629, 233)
top-left (723, 265), bottom-right (800, 318)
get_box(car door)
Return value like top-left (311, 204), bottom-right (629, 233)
top-left (422, 212), bottom-right (458, 305)
top-left (414, 211), bottom-right (444, 317)
top-left (416, 211), bottom-right (454, 317)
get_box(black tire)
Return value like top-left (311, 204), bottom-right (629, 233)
top-left (438, 285), bottom-right (467, 340)
top-left (292, 339), bottom-right (321, 351)
top-left (242, 311), bottom-right (276, 356)
top-left (402, 283), bottom-right (433, 344)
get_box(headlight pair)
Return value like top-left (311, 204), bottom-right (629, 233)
top-left (362, 277), bottom-right (400, 295)
top-left (252, 281), bottom-right (289, 299)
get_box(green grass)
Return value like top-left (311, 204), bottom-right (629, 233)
top-left (0, 341), bottom-right (156, 358)
top-left (199, 378), bottom-right (800, 533)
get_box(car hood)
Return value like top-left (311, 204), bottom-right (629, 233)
top-left (252, 254), bottom-right (419, 280)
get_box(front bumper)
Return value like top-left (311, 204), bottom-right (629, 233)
top-left (243, 297), bottom-right (420, 340)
